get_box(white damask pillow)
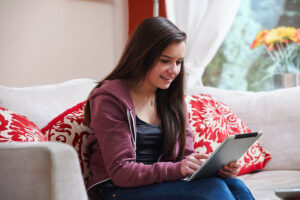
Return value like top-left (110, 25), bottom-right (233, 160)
top-left (185, 94), bottom-right (272, 175)
top-left (0, 107), bottom-right (48, 143)
top-left (41, 101), bottom-right (92, 186)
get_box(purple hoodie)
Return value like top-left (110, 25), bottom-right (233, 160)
top-left (86, 79), bottom-right (194, 191)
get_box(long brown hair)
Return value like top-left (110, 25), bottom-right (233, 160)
top-left (84, 17), bottom-right (187, 160)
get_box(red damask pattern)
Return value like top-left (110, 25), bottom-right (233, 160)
top-left (0, 107), bottom-right (48, 143)
top-left (41, 101), bottom-right (92, 186)
top-left (185, 94), bottom-right (272, 175)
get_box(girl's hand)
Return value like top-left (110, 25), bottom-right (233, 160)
top-left (218, 161), bottom-right (240, 178)
top-left (180, 153), bottom-right (208, 177)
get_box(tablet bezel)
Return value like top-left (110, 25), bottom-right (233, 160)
top-left (187, 132), bottom-right (263, 182)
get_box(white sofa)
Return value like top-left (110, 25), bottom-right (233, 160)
top-left (0, 78), bottom-right (300, 200)
top-left (186, 85), bottom-right (300, 199)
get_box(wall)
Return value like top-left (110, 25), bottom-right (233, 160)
top-left (0, 0), bottom-right (128, 87)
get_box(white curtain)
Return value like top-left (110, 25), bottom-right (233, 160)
top-left (165, 0), bottom-right (241, 89)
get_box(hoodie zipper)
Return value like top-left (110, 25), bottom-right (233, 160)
top-left (127, 109), bottom-right (136, 154)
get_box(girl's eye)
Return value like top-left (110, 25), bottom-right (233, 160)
top-left (176, 61), bottom-right (183, 65)
top-left (160, 60), bottom-right (169, 63)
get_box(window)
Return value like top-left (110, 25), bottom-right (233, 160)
top-left (202, 0), bottom-right (300, 91)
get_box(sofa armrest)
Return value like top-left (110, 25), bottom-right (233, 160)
top-left (0, 142), bottom-right (88, 200)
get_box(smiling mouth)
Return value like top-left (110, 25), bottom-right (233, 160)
top-left (160, 75), bottom-right (173, 81)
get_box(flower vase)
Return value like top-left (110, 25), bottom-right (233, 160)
top-left (273, 73), bottom-right (300, 89)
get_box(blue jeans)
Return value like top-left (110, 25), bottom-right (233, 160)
top-left (102, 177), bottom-right (254, 200)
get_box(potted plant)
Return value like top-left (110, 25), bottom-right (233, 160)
top-left (250, 26), bottom-right (300, 88)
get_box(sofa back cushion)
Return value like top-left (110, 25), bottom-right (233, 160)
top-left (186, 86), bottom-right (300, 171)
top-left (0, 79), bottom-right (97, 129)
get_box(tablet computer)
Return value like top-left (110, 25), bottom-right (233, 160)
top-left (187, 132), bottom-right (262, 182)
top-left (275, 188), bottom-right (300, 199)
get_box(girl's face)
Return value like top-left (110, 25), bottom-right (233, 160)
top-left (145, 41), bottom-right (186, 90)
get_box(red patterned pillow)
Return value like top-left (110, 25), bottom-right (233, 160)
top-left (185, 94), bottom-right (272, 175)
top-left (41, 101), bottom-right (92, 186)
top-left (0, 107), bottom-right (48, 142)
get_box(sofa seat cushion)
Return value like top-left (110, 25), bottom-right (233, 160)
top-left (239, 170), bottom-right (300, 200)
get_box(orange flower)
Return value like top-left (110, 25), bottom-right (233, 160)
top-left (250, 26), bottom-right (300, 73)
top-left (250, 30), bottom-right (268, 49)
top-left (296, 28), bottom-right (300, 45)
top-left (251, 26), bottom-right (299, 51)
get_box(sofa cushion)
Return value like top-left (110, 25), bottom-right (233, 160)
top-left (238, 170), bottom-right (300, 200)
top-left (0, 107), bottom-right (48, 142)
top-left (41, 101), bottom-right (92, 186)
top-left (185, 94), bottom-right (271, 175)
top-left (186, 86), bottom-right (300, 171)
top-left (0, 79), bottom-right (97, 129)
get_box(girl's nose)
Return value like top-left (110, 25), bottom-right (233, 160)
top-left (168, 62), bottom-right (179, 74)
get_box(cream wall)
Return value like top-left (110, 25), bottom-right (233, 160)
top-left (0, 0), bottom-right (128, 87)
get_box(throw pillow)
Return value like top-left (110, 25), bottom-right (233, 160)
top-left (41, 101), bottom-right (92, 186)
top-left (185, 94), bottom-right (272, 175)
top-left (0, 107), bottom-right (48, 142)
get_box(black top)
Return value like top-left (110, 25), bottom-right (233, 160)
top-left (136, 116), bottom-right (163, 165)
top-left (94, 117), bottom-right (164, 191)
